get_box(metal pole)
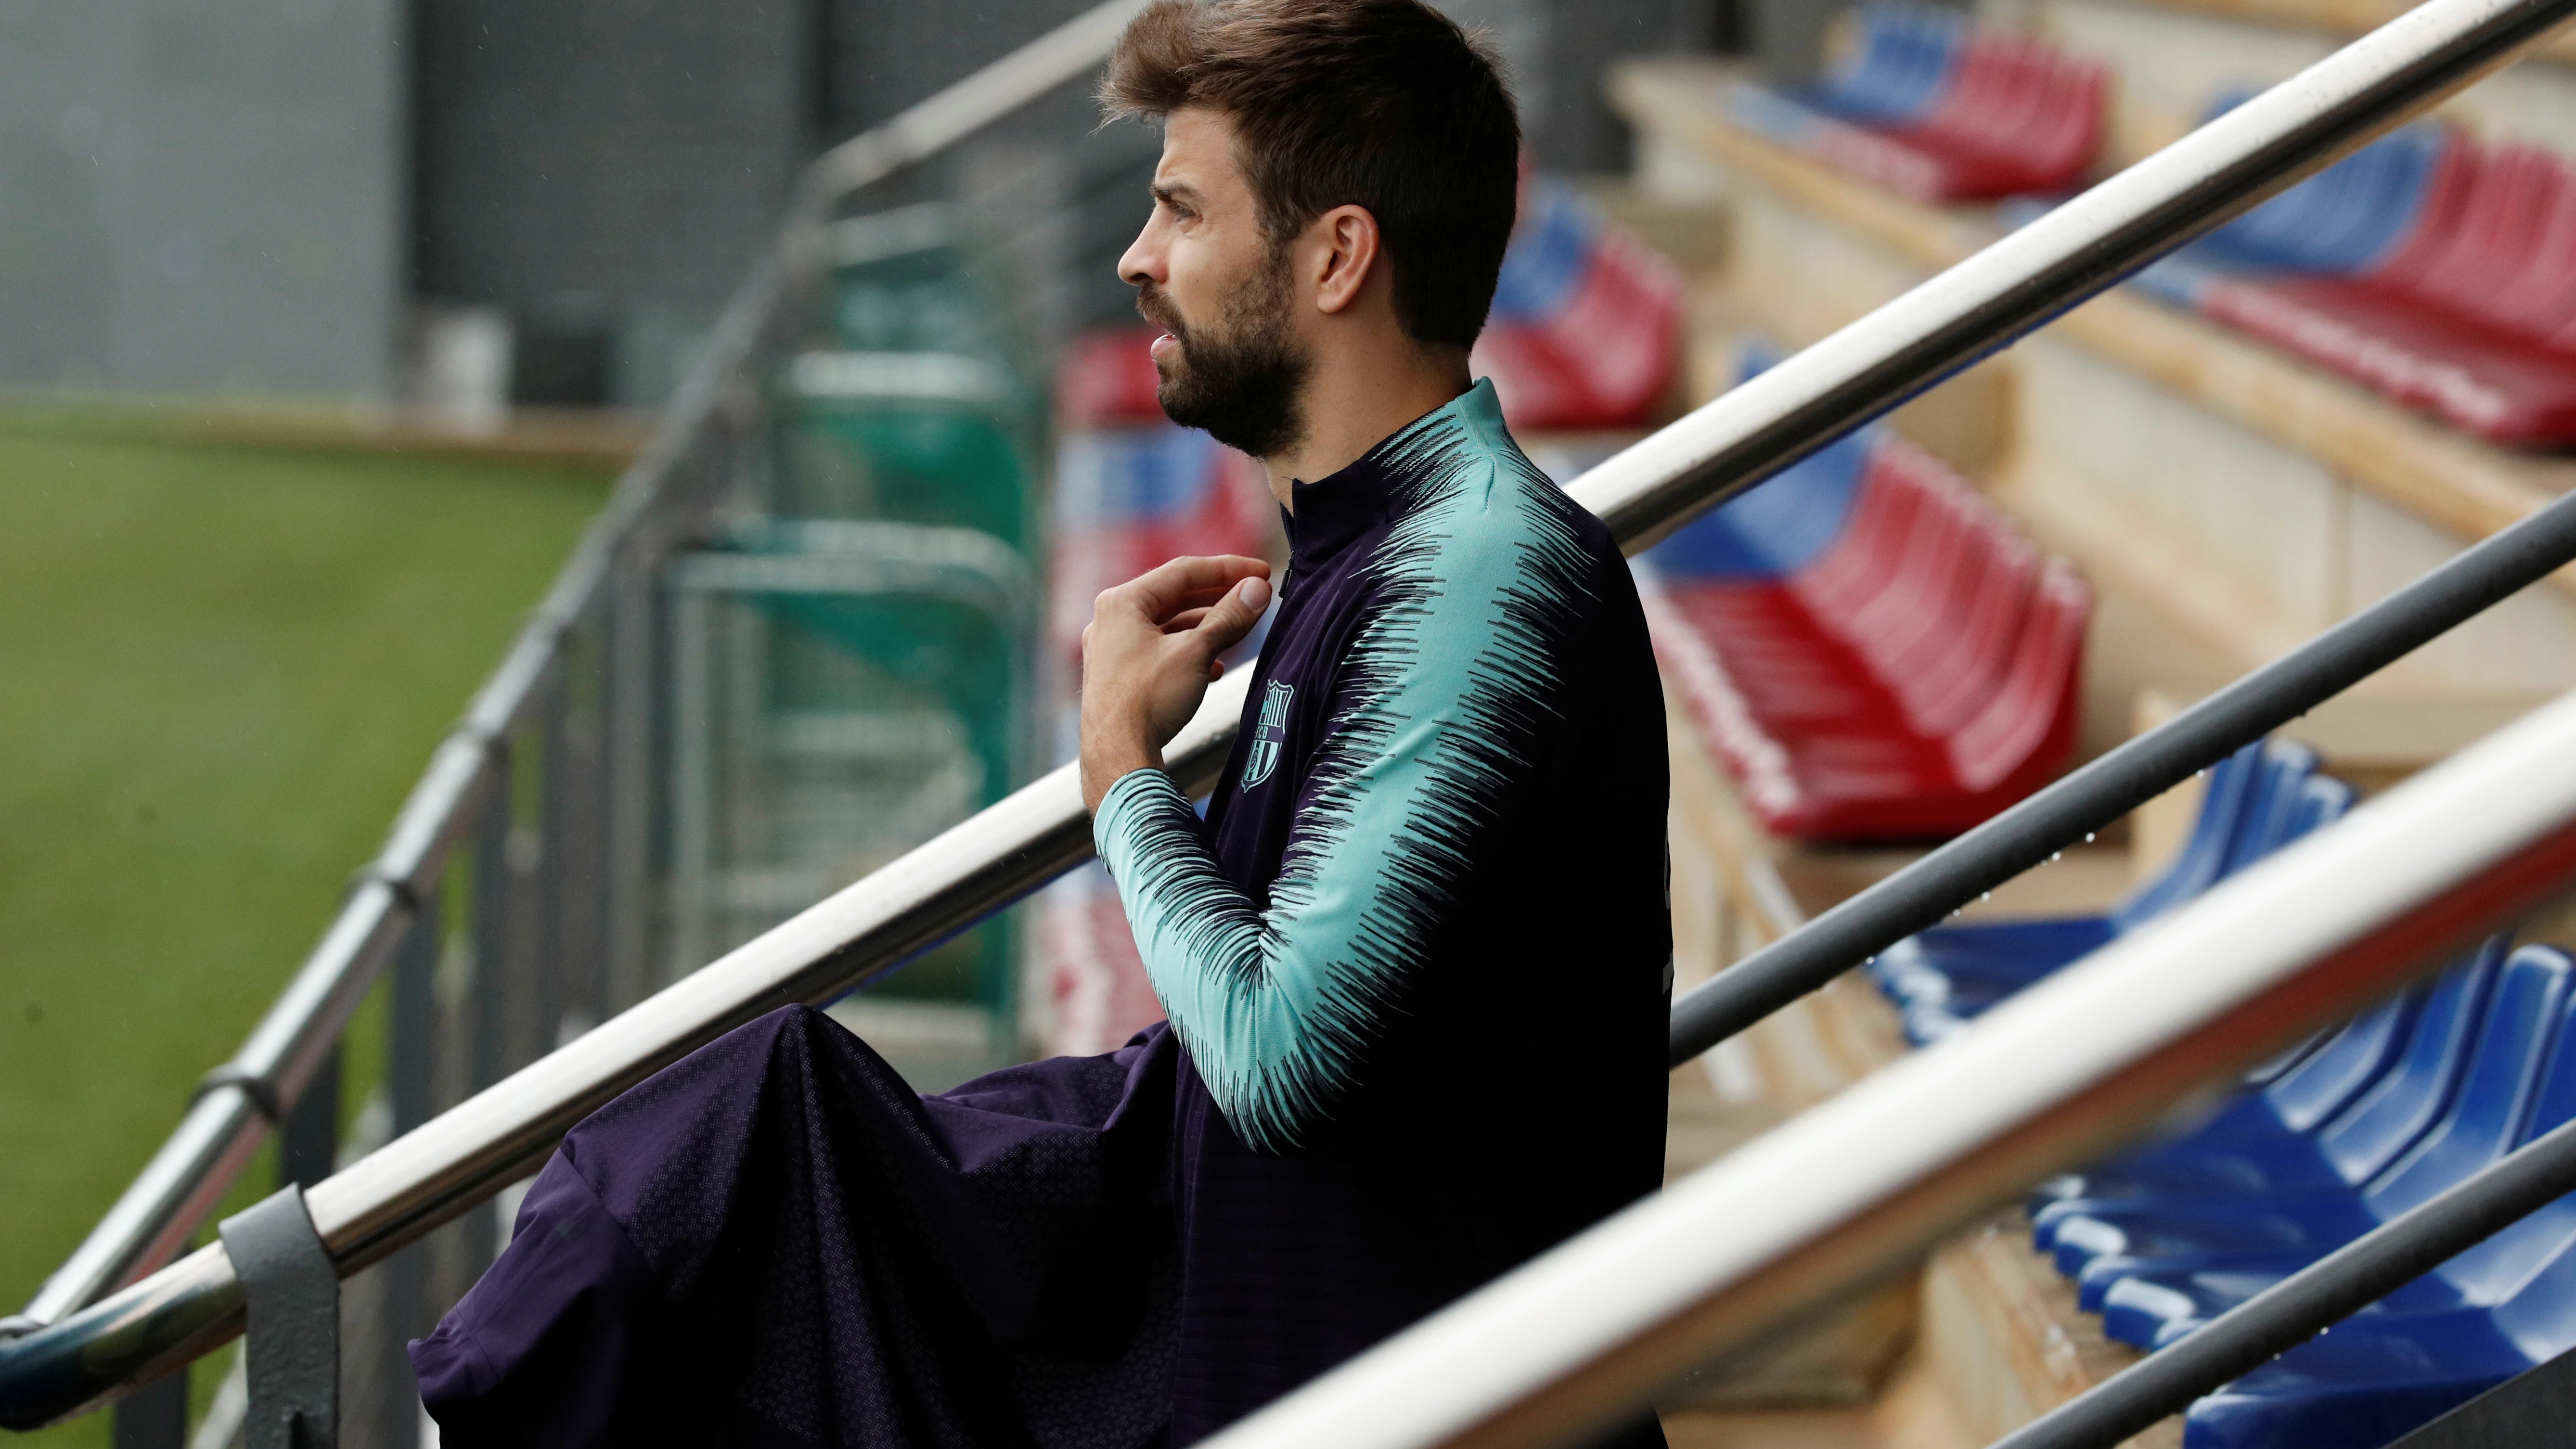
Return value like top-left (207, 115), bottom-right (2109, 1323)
top-left (560, 619), bottom-right (610, 1039)
top-left (534, 672), bottom-right (574, 1053)
top-left (603, 544), bottom-right (658, 1014)
top-left (462, 786), bottom-right (510, 1274)
top-left (1988, 1115), bottom-right (2576, 1449)
top-left (1668, 483), bottom-right (2576, 1066)
top-left (109, 1371), bottom-right (183, 1449)
top-left (278, 1048), bottom-right (340, 1193)
top-left (376, 908), bottom-right (439, 1449)
top-left (669, 585), bottom-right (717, 982)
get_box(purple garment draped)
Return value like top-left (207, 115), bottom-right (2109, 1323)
top-left (413, 1008), bottom-right (1182, 1449)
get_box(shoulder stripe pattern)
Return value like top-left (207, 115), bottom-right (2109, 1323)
top-left (1093, 383), bottom-right (1601, 1153)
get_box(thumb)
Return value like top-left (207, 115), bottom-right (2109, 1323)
top-left (1191, 574), bottom-right (1272, 662)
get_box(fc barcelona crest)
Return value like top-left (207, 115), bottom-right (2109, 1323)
top-left (1243, 680), bottom-right (1293, 788)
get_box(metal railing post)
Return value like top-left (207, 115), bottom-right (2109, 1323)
top-left (389, 898), bottom-right (438, 1151)
top-left (279, 1048), bottom-right (340, 1195)
top-left (557, 620), bottom-right (610, 1042)
top-left (375, 907), bottom-right (440, 1449)
top-left (604, 547), bottom-right (658, 1015)
top-left (533, 671), bottom-right (572, 1052)
top-left (109, 1372), bottom-right (184, 1449)
top-left (220, 1188), bottom-right (337, 1449)
top-left (463, 785), bottom-right (510, 1271)
top-left (502, 727), bottom-right (549, 1077)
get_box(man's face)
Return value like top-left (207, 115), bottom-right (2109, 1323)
top-left (1118, 107), bottom-right (1311, 459)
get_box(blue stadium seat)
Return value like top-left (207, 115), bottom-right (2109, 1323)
top-left (2028, 975), bottom-right (2442, 1224)
top-left (1869, 743), bottom-right (2265, 1002)
top-left (1875, 742), bottom-right (2352, 1043)
top-left (2159, 948), bottom-right (2576, 1449)
top-left (1808, 3), bottom-right (1963, 125)
top-left (2113, 947), bottom-right (2576, 1344)
top-left (2048, 945), bottom-right (2566, 1303)
top-left (2037, 947), bottom-right (2499, 1269)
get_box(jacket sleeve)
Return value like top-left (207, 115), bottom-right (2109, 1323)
top-left (1092, 452), bottom-right (1599, 1153)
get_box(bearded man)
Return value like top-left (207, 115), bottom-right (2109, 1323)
top-left (410, 3), bottom-right (1670, 1446)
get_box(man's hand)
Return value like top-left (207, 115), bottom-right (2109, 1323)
top-left (1082, 554), bottom-right (1275, 812)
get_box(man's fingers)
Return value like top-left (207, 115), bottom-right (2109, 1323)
top-left (1121, 554), bottom-right (1273, 623)
top-left (1190, 574), bottom-right (1273, 659)
top-left (1162, 607), bottom-right (1213, 634)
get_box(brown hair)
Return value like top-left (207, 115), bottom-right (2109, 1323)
top-left (1102, 0), bottom-right (1520, 350)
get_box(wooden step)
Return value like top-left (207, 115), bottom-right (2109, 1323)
top-left (1923, 1212), bottom-right (2178, 1449)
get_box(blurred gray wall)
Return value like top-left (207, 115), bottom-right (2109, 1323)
top-left (411, 0), bottom-right (811, 404)
top-left (1449, 0), bottom-right (1732, 171)
top-left (0, 0), bottom-right (403, 397)
top-left (0, 0), bottom-right (1732, 405)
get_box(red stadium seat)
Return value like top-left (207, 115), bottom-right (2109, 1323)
top-left (1725, 11), bottom-right (2107, 202)
top-left (2168, 134), bottom-right (2576, 442)
top-left (1473, 212), bottom-right (1686, 429)
top-left (1893, 34), bottom-right (2106, 198)
top-left (1645, 433), bottom-right (2090, 841)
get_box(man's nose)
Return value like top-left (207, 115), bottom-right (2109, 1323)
top-left (1118, 224), bottom-right (1163, 288)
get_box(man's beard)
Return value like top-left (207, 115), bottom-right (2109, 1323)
top-left (1135, 250), bottom-right (1311, 460)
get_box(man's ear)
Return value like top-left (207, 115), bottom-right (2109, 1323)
top-left (1309, 204), bottom-right (1382, 317)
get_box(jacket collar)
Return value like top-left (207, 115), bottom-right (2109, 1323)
top-left (1281, 379), bottom-right (1498, 571)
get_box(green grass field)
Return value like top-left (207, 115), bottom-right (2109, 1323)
top-left (0, 414), bottom-right (611, 1446)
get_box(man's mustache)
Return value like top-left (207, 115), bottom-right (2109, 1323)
top-left (1134, 284), bottom-right (1192, 346)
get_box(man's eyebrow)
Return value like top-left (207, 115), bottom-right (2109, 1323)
top-left (1152, 180), bottom-right (1205, 207)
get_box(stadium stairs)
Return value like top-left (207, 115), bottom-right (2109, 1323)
top-left (1583, 2), bottom-right (2576, 1445)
